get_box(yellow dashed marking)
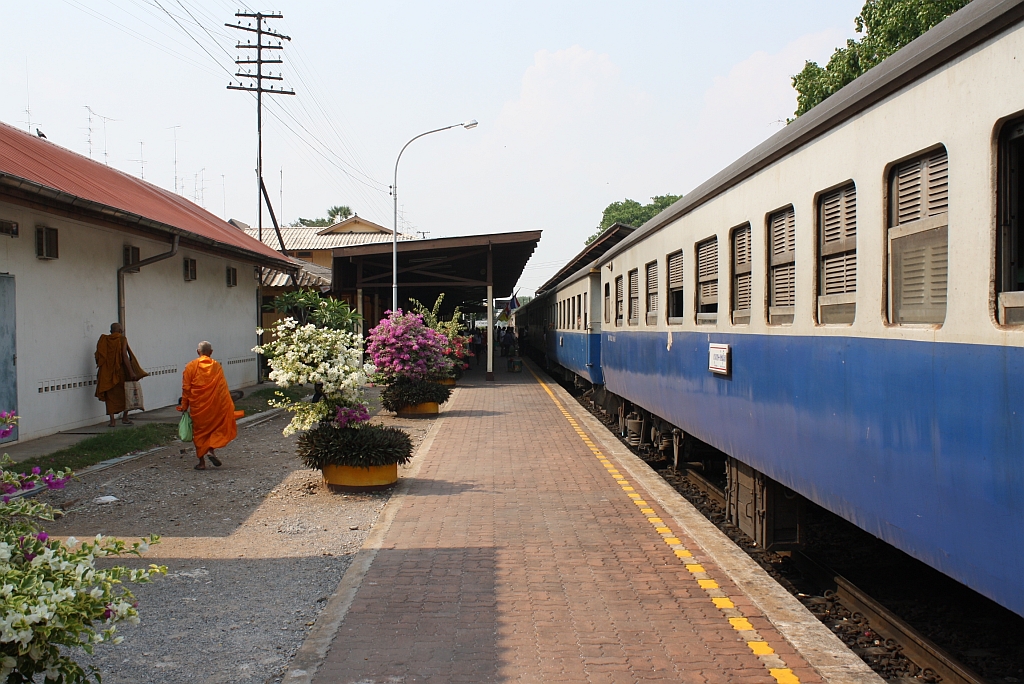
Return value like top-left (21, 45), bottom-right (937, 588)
top-left (526, 366), bottom-right (800, 684)
top-left (729, 617), bottom-right (754, 631)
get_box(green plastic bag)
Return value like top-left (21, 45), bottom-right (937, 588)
top-left (178, 410), bottom-right (193, 442)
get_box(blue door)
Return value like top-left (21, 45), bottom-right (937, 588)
top-left (0, 276), bottom-right (17, 443)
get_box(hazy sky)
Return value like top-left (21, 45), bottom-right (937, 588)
top-left (1, 1), bottom-right (861, 295)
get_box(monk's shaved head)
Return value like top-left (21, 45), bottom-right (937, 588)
top-left (198, 341), bottom-right (212, 356)
top-left (110, 323), bottom-right (122, 333)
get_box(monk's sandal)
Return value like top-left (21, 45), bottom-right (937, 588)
top-left (208, 455), bottom-right (222, 468)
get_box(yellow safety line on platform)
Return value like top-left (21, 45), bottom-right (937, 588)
top-left (527, 367), bottom-right (800, 684)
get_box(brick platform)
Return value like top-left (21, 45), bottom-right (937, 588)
top-left (313, 365), bottom-right (828, 683)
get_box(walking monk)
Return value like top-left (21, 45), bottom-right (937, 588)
top-left (95, 323), bottom-right (139, 427)
top-left (178, 341), bottom-right (239, 470)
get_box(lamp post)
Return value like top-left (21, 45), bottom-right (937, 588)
top-left (392, 120), bottom-right (478, 313)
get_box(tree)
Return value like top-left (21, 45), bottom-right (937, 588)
top-left (289, 205), bottom-right (353, 227)
top-left (792, 0), bottom-right (972, 117)
top-left (585, 194), bottom-right (681, 245)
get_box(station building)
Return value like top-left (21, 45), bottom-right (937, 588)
top-left (0, 121), bottom-right (294, 443)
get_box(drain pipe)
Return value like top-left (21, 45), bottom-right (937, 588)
top-left (118, 235), bottom-right (180, 332)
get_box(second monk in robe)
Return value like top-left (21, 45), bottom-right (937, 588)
top-left (178, 341), bottom-right (238, 470)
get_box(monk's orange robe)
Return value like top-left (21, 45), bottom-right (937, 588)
top-left (178, 356), bottom-right (237, 458)
top-left (95, 333), bottom-right (127, 415)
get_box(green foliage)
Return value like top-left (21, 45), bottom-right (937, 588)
top-left (232, 386), bottom-right (308, 416)
top-left (296, 423), bottom-right (413, 469)
top-left (289, 205), bottom-right (353, 227)
top-left (792, 0), bottom-right (972, 117)
top-left (15, 424), bottom-right (178, 474)
top-left (265, 289), bottom-right (361, 332)
top-left (380, 378), bottom-right (453, 413)
top-left (585, 195), bottom-right (681, 245)
top-left (408, 293), bottom-right (464, 340)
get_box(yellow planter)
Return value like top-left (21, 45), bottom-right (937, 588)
top-left (438, 378), bottom-right (456, 386)
top-left (322, 463), bottom-right (398, 492)
top-left (397, 401), bottom-right (439, 418)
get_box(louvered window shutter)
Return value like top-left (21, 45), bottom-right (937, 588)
top-left (628, 269), bottom-right (639, 321)
top-left (890, 149), bottom-right (948, 324)
top-left (768, 208), bottom-right (796, 316)
top-left (645, 262), bottom-right (659, 316)
top-left (615, 276), bottom-right (623, 321)
top-left (732, 225), bottom-right (752, 317)
top-left (697, 238), bottom-right (718, 308)
top-left (817, 183), bottom-right (857, 323)
top-left (668, 252), bottom-right (684, 290)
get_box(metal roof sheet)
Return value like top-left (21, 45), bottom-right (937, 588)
top-left (263, 259), bottom-right (332, 289)
top-left (244, 228), bottom-right (413, 251)
top-left (0, 122), bottom-right (291, 267)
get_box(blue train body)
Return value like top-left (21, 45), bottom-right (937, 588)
top-left (546, 330), bottom-right (603, 385)
top-left (599, 329), bottom-right (1024, 615)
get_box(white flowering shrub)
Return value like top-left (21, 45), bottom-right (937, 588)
top-left (0, 456), bottom-right (165, 683)
top-left (254, 317), bottom-right (376, 435)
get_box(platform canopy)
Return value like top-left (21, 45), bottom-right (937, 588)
top-left (332, 230), bottom-right (541, 319)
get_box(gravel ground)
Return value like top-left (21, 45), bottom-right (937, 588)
top-left (36, 408), bottom-right (434, 684)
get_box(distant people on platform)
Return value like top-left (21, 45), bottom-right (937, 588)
top-left (178, 341), bottom-right (242, 471)
top-left (94, 322), bottom-right (146, 427)
top-left (501, 328), bottom-right (517, 357)
top-left (472, 330), bottom-right (483, 366)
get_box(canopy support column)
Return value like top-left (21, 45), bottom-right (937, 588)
top-left (487, 245), bottom-right (494, 381)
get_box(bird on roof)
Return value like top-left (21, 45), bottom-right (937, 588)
top-left (35, 129), bottom-right (46, 139)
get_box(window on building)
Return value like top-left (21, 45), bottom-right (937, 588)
top-left (999, 120), bottom-right (1024, 324)
top-left (888, 147), bottom-right (948, 325)
top-left (732, 224), bottom-right (752, 325)
top-left (697, 238), bottom-right (718, 325)
top-left (627, 269), bottom-right (639, 324)
top-left (818, 183), bottom-right (857, 324)
top-left (645, 261), bottom-right (659, 324)
top-left (226, 266), bottom-right (238, 287)
top-left (615, 275), bottom-right (624, 326)
top-left (123, 245), bottom-right (141, 273)
top-left (35, 226), bottom-right (58, 260)
top-left (667, 250), bottom-right (684, 322)
top-left (0, 220), bottom-right (19, 237)
top-left (183, 258), bottom-right (197, 281)
top-left (768, 206), bottom-right (796, 325)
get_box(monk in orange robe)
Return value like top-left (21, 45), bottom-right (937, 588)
top-left (95, 323), bottom-right (138, 427)
top-left (178, 341), bottom-right (239, 470)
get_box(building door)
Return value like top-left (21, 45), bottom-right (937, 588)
top-left (0, 276), bottom-right (16, 443)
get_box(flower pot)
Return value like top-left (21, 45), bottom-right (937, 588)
top-left (437, 378), bottom-right (456, 387)
top-left (322, 463), bottom-right (398, 492)
top-left (396, 401), bottom-right (439, 418)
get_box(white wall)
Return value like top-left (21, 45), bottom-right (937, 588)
top-left (0, 200), bottom-right (260, 441)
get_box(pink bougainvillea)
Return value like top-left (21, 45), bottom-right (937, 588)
top-left (366, 310), bottom-right (454, 382)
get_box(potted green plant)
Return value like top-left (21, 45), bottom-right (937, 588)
top-left (296, 405), bottom-right (413, 490)
top-left (366, 310), bottom-right (453, 417)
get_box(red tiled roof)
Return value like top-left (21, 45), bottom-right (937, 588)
top-left (0, 121), bottom-right (290, 266)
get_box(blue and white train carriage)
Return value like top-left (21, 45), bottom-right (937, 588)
top-left (520, 0), bottom-right (1024, 618)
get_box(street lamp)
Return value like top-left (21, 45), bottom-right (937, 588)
top-left (392, 120), bottom-right (478, 312)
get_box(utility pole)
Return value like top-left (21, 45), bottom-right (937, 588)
top-left (225, 11), bottom-right (294, 254)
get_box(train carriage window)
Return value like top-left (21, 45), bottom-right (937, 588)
top-left (697, 237), bottom-right (718, 325)
top-left (818, 183), bottom-right (857, 324)
top-left (645, 261), bottom-right (659, 325)
top-left (888, 148), bottom-right (948, 325)
top-left (627, 269), bottom-right (640, 325)
top-left (732, 224), bottom-right (752, 325)
top-left (577, 294), bottom-right (582, 329)
top-left (667, 251), bottom-right (684, 323)
top-left (768, 207), bottom-right (796, 325)
top-left (604, 282), bottom-right (611, 323)
top-left (615, 276), bottom-right (624, 326)
top-left (999, 120), bottom-right (1024, 324)
top-left (583, 293), bottom-right (588, 330)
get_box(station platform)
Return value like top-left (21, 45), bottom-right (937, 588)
top-left (290, 362), bottom-right (880, 684)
